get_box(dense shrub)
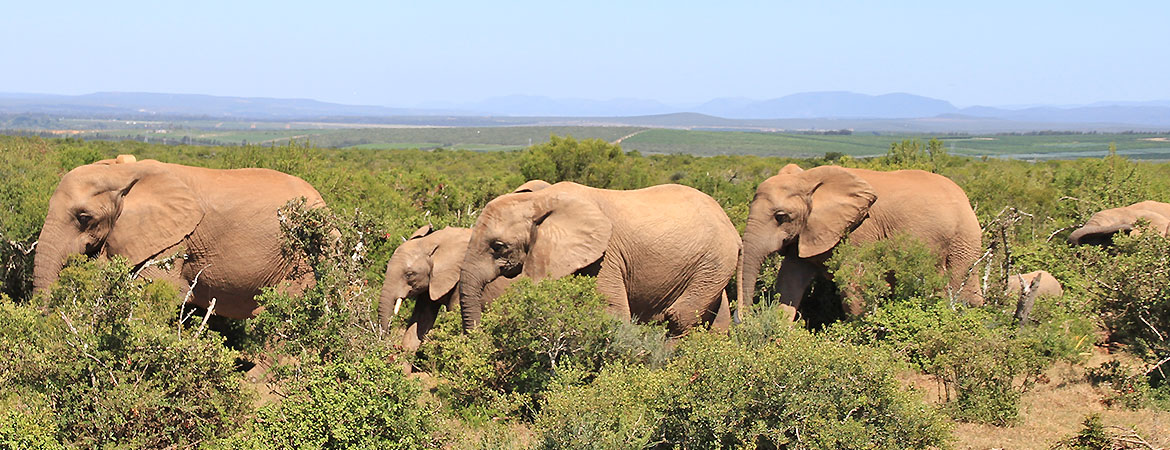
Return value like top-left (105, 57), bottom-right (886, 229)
top-left (518, 135), bottom-right (649, 189)
top-left (1083, 227), bottom-right (1170, 391)
top-left (217, 356), bottom-right (439, 449)
top-left (244, 199), bottom-right (393, 371)
top-left (536, 304), bottom-right (952, 449)
top-left (420, 276), bottom-right (655, 417)
top-left (824, 236), bottom-right (1093, 425)
top-left (0, 257), bottom-right (250, 448)
top-left (826, 234), bottom-right (948, 313)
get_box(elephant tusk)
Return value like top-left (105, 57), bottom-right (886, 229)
top-left (393, 297), bottom-right (403, 315)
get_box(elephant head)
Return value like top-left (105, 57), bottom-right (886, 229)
top-left (738, 164), bottom-right (876, 313)
top-left (1068, 203), bottom-right (1170, 246)
top-left (33, 156), bottom-right (204, 293)
top-left (458, 184), bottom-right (611, 329)
top-left (378, 225), bottom-right (470, 351)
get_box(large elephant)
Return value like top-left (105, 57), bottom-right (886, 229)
top-left (1068, 201), bottom-right (1170, 246)
top-left (458, 181), bottom-right (740, 335)
top-left (33, 155), bottom-right (326, 319)
top-left (738, 164), bottom-right (983, 319)
top-left (1005, 270), bottom-right (1063, 299)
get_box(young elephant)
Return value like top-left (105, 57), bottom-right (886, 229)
top-left (1005, 270), bottom-right (1063, 298)
top-left (378, 225), bottom-right (514, 352)
top-left (380, 181), bottom-right (549, 352)
top-left (34, 155), bottom-right (326, 318)
top-left (739, 164), bottom-right (983, 319)
top-left (458, 181), bottom-right (740, 335)
top-left (1068, 201), bottom-right (1170, 246)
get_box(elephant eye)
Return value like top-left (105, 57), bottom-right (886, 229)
top-left (77, 212), bottom-right (94, 228)
top-left (774, 211), bottom-right (790, 224)
top-left (490, 240), bottom-right (507, 252)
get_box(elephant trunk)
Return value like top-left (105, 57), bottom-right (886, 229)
top-left (1068, 224), bottom-right (1131, 245)
top-left (458, 259), bottom-right (496, 331)
top-left (32, 218), bottom-right (72, 294)
top-left (737, 229), bottom-right (772, 321)
top-left (377, 278), bottom-right (409, 330)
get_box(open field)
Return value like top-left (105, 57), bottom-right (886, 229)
top-left (6, 117), bottom-right (1170, 159)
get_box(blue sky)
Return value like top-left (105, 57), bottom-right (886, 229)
top-left (2, 0), bottom-right (1167, 108)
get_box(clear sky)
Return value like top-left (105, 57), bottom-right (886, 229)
top-left (2, 0), bottom-right (1167, 108)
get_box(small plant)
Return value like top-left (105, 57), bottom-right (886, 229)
top-left (218, 356), bottom-right (439, 449)
top-left (1087, 360), bottom-right (1150, 409)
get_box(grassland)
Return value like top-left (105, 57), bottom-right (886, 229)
top-left (8, 116), bottom-right (1170, 159)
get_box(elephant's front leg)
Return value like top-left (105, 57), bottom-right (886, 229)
top-left (594, 256), bottom-right (632, 322)
top-left (402, 298), bottom-right (443, 354)
top-left (776, 256), bottom-right (818, 320)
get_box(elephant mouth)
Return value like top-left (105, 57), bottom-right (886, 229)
top-left (1069, 224), bottom-right (1132, 246)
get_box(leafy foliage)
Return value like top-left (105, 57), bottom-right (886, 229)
top-left (0, 257), bottom-right (250, 448)
top-left (218, 356), bottom-right (439, 449)
top-left (536, 304), bottom-right (952, 450)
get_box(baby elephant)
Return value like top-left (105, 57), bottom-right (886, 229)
top-left (1005, 270), bottom-right (1063, 299)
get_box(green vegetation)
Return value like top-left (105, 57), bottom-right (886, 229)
top-left (2, 133), bottom-right (1170, 447)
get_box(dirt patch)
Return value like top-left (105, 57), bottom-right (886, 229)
top-left (1140, 137), bottom-right (1169, 142)
top-left (970, 137), bottom-right (997, 141)
top-left (947, 346), bottom-right (1169, 449)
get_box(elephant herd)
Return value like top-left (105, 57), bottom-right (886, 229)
top-left (32, 155), bottom-right (1170, 356)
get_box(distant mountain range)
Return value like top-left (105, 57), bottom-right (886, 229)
top-left (2, 91), bottom-right (1170, 131)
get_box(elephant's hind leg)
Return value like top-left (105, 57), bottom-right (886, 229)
top-left (663, 280), bottom-right (725, 336)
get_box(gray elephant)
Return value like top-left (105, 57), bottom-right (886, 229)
top-left (1005, 270), bottom-right (1063, 298)
top-left (1068, 201), bottom-right (1170, 246)
top-left (458, 181), bottom-right (740, 335)
top-left (738, 164), bottom-right (983, 319)
top-left (34, 155), bottom-right (326, 319)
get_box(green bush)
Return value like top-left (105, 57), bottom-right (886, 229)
top-left (245, 199), bottom-right (393, 370)
top-left (421, 276), bottom-right (635, 417)
top-left (1083, 227), bottom-right (1170, 390)
top-left (536, 304), bottom-right (952, 449)
top-left (826, 234), bottom-right (948, 314)
top-left (0, 257), bottom-right (250, 448)
top-left (218, 356), bottom-right (439, 449)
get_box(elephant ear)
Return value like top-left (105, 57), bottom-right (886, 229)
top-left (513, 179), bottom-right (552, 193)
top-left (778, 163), bottom-right (804, 176)
top-left (522, 192), bottom-right (612, 281)
top-left (797, 166), bottom-right (877, 258)
top-left (408, 224), bottom-right (434, 240)
top-left (104, 161), bottom-right (205, 267)
top-left (428, 230), bottom-right (470, 301)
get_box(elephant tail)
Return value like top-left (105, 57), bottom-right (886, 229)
top-left (732, 244), bottom-right (743, 325)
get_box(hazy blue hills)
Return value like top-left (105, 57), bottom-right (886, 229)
top-left (696, 91), bottom-right (960, 119)
top-left (2, 91), bottom-right (1169, 131)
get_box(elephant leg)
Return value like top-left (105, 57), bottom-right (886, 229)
top-left (711, 291), bottom-right (732, 332)
top-left (402, 298), bottom-right (443, 354)
top-left (595, 257), bottom-right (632, 322)
top-left (663, 275), bottom-right (728, 336)
top-left (777, 257), bottom-right (818, 320)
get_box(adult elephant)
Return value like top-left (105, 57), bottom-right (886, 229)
top-left (738, 164), bottom-right (983, 319)
top-left (458, 181), bottom-right (740, 335)
top-left (1068, 201), bottom-right (1170, 246)
top-left (33, 155), bottom-right (326, 319)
